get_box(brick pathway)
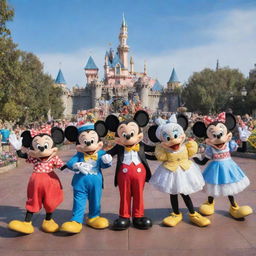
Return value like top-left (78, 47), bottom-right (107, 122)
top-left (0, 146), bottom-right (255, 256)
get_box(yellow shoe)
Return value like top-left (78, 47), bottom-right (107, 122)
top-left (60, 221), bottom-right (83, 233)
top-left (199, 201), bottom-right (215, 216)
top-left (229, 203), bottom-right (253, 219)
top-left (86, 216), bottom-right (109, 229)
top-left (162, 213), bottom-right (183, 227)
top-left (42, 219), bottom-right (59, 233)
top-left (189, 212), bottom-right (211, 227)
top-left (8, 220), bottom-right (34, 234)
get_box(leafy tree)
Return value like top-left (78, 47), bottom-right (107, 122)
top-left (0, 0), bottom-right (14, 37)
top-left (182, 68), bottom-right (247, 114)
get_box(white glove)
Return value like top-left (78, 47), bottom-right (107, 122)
top-left (101, 154), bottom-right (112, 164)
top-left (72, 162), bottom-right (93, 175)
top-left (9, 133), bottom-right (23, 150)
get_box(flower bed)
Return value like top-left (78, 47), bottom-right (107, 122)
top-left (0, 151), bottom-right (17, 168)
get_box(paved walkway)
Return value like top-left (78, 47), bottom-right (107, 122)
top-left (0, 146), bottom-right (255, 256)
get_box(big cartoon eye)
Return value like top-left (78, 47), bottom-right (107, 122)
top-left (122, 132), bottom-right (126, 138)
top-left (90, 139), bottom-right (94, 144)
top-left (130, 131), bottom-right (135, 137)
top-left (219, 132), bottom-right (223, 137)
top-left (44, 143), bottom-right (49, 149)
top-left (173, 130), bottom-right (179, 139)
top-left (213, 134), bottom-right (217, 138)
top-left (166, 136), bottom-right (171, 141)
top-left (36, 144), bottom-right (41, 149)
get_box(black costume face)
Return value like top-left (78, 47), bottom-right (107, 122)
top-left (192, 113), bottom-right (237, 150)
top-left (64, 122), bottom-right (108, 154)
top-left (105, 110), bottom-right (150, 147)
top-left (21, 127), bottom-right (65, 159)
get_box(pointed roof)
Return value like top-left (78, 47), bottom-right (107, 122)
top-left (152, 80), bottom-right (163, 91)
top-left (84, 56), bottom-right (98, 70)
top-left (110, 52), bottom-right (124, 68)
top-left (55, 69), bottom-right (66, 84)
top-left (122, 13), bottom-right (127, 27)
top-left (168, 68), bottom-right (179, 83)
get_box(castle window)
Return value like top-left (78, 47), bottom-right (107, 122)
top-left (116, 64), bottom-right (121, 75)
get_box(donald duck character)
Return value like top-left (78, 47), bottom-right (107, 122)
top-left (60, 121), bottom-right (112, 233)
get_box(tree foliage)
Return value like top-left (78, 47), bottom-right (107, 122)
top-left (0, 0), bottom-right (64, 123)
top-left (182, 68), bottom-right (248, 115)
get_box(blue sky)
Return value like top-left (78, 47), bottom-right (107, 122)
top-left (8, 0), bottom-right (256, 87)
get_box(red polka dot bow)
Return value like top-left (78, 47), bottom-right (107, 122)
top-left (30, 125), bottom-right (52, 137)
top-left (203, 112), bottom-right (226, 126)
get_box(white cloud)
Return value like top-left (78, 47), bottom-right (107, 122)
top-left (38, 8), bottom-right (256, 87)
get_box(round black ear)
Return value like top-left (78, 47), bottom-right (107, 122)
top-left (225, 113), bottom-right (236, 131)
top-left (177, 114), bottom-right (188, 131)
top-left (95, 121), bottom-right (108, 137)
top-left (21, 131), bottom-right (33, 148)
top-left (134, 110), bottom-right (149, 127)
top-left (192, 122), bottom-right (207, 138)
top-left (51, 127), bottom-right (65, 144)
top-left (105, 115), bottom-right (120, 132)
top-left (148, 125), bottom-right (160, 143)
top-left (64, 126), bottom-right (78, 142)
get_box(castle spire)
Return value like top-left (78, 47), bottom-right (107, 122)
top-left (122, 13), bottom-right (127, 27)
top-left (216, 59), bottom-right (219, 71)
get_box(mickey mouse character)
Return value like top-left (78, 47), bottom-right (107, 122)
top-left (8, 126), bottom-right (65, 234)
top-left (105, 110), bottom-right (155, 230)
top-left (148, 114), bottom-right (210, 227)
top-left (192, 112), bottom-right (253, 219)
top-left (60, 122), bottom-right (112, 233)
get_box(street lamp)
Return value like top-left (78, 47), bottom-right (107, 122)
top-left (241, 86), bottom-right (247, 97)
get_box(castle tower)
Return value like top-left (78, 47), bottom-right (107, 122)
top-left (130, 56), bottom-right (134, 74)
top-left (55, 69), bottom-right (66, 88)
top-left (117, 14), bottom-right (129, 69)
top-left (104, 51), bottom-right (109, 76)
top-left (136, 76), bottom-right (150, 108)
top-left (167, 68), bottom-right (180, 90)
top-left (84, 56), bottom-right (99, 84)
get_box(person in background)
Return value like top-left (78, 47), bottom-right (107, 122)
top-left (237, 120), bottom-right (251, 152)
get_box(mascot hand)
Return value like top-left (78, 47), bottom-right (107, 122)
top-left (9, 133), bottom-right (23, 150)
top-left (101, 154), bottom-right (112, 164)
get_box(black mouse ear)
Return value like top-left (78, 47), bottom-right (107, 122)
top-left (64, 126), bottom-right (78, 142)
top-left (177, 114), bottom-right (188, 131)
top-left (105, 115), bottom-right (120, 132)
top-left (134, 110), bottom-right (149, 127)
top-left (148, 125), bottom-right (160, 143)
top-left (225, 113), bottom-right (236, 131)
top-left (192, 122), bottom-right (207, 138)
top-left (21, 131), bottom-right (33, 147)
top-left (95, 121), bottom-right (108, 137)
top-left (51, 127), bottom-right (65, 144)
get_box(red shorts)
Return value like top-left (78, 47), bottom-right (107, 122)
top-left (26, 172), bottom-right (63, 213)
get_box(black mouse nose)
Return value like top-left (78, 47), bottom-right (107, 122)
top-left (125, 134), bottom-right (131, 140)
top-left (38, 146), bottom-right (45, 152)
top-left (86, 141), bottom-right (91, 146)
top-left (217, 134), bottom-right (222, 139)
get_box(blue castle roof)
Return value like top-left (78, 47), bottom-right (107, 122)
top-left (110, 52), bottom-right (124, 68)
top-left (152, 80), bottom-right (163, 91)
top-left (84, 56), bottom-right (98, 70)
top-left (55, 69), bottom-right (66, 84)
top-left (168, 68), bottom-right (179, 83)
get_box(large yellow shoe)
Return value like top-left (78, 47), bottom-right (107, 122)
top-left (41, 219), bottom-right (59, 233)
top-left (162, 213), bottom-right (183, 227)
top-left (189, 212), bottom-right (211, 227)
top-left (60, 221), bottom-right (83, 233)
top-left (229, 203), bottom-right (253, 219)
top-left (86, 216), bottom-right (109, 229)
top-left (199, 201), bottom-right (215, 216)
top-left (8, 220), bottom-right (34, 234)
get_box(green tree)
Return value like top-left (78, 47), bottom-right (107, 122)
top-left (182, 68), bottom-right (247, 114)
top-left (0, 0), bottom-right (14, 37)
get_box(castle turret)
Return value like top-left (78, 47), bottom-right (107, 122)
top-left (117, 14), bottom-right (129, 69)
top-left (84, 56), bottom-right (99, 84)
top-left (136, 76), bottom-right (150, 108)
top-left (167, 68), bottom-right (180, 90)
top-left (55, 69), bottom-right (66, 88)
top-left (130, 56), bottom-right (134, 74)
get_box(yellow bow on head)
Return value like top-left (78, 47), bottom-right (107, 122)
top-left (84, 153), bottom-right (98, 161)
top-left (125, 144), bottom-right (140, 152)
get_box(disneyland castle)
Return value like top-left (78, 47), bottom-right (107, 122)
top-left (55, 15), bottom-right (182, 118)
